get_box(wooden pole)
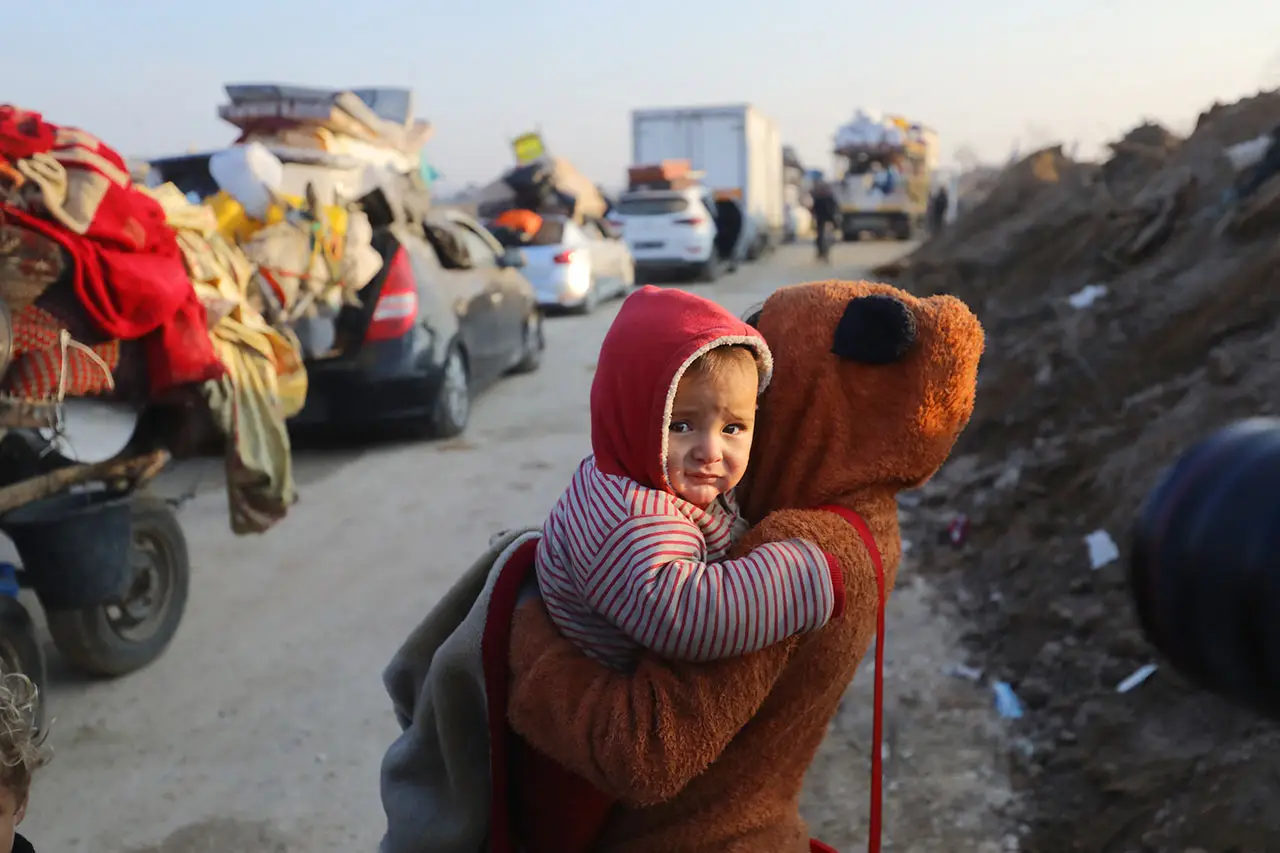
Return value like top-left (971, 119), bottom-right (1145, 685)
top-left (0, 449), bottom-right (171, 516)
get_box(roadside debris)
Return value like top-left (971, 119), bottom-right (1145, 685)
top-left (879, 88), bottom-right (1280, 850)
top-left (992, 682), bottom-right (1024, 720)
top-left (1067, 283), bottom-right (1108, 309)
top-left (1115, 663), bottom-right (1158, 694)
top-left (943, 662), bottom-right (984, 682)
top-left (1083, 530), bottom-right (1120, 570)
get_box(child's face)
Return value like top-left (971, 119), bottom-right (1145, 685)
top-left (0, 787), bottom-right (25, 853)
top-left (667, 360), bottom-right (757, 509)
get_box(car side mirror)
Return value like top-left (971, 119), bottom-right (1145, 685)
top-left (498, 247), bottom-right (526, 269)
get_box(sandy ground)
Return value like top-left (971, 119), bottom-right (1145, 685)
top-left (22, 242), bottom-right (1017, 852)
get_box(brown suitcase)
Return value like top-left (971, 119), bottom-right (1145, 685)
top-left (627, 159), bottom-right (691, 187)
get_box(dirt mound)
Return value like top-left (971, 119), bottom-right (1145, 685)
top-left (883, 90), bottom-right (1280, 851)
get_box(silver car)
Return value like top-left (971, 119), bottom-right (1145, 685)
top-left (494, 215), bottom-right (635, 314)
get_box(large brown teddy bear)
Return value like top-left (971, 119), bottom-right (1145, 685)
top-left (500, 280), bottom-right (984, 852)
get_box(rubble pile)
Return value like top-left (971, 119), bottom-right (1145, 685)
top-left (885, 90), bottom-right (1280, 851)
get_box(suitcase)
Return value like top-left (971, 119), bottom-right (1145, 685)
top-left (627, 160), bottom-right (691, 187)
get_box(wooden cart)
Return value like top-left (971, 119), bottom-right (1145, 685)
top-left (0, 218), bottom-right (192, 732)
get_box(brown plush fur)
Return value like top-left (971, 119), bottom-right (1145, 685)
top-left (508, 280), bottom-right (984, 852)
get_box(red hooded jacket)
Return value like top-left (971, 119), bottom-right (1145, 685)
top-left (533, 286), bottom-right (844, 669)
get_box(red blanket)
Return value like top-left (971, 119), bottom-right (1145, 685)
top-left (0, 106), bottom-right (223, 394)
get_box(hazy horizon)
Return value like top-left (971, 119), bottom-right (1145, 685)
top-left (9, 0), bottom-right (1280, 188)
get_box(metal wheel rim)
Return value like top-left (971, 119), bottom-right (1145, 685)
top-left (442, 352), bottom-right (469, 425)
top-left (105, 527), bottom-right (176, 643)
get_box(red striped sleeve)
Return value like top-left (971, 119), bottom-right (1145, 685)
top-left (584, 514), bottom-right (842, 661)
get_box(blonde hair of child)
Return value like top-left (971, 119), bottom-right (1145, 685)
top-left (0, 672), bottom-right (47, 801)
top-left (684, 344), bottom-right (762, 385)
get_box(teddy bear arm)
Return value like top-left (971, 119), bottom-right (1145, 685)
top-left (732, 508), bottom-right (890, 631)
top-left (507, 599), bottom-right (795, 806)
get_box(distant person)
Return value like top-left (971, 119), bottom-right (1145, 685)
top-left (810, 181), bottom-right (840, 260)
top-left (929, 186), bottom-right (950, 235)
top-left (873, 159), bottom-right (901, 196)
top-left (535, 286), bottom-right (845, 669)
top-left (0, 673), bottom-right (45, 853)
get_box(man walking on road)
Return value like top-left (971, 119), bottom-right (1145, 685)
top-left (809, 182), bottom-right (840, 261)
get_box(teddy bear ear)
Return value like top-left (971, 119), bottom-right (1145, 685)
top-left (831, 294), bottom-right (918, 364)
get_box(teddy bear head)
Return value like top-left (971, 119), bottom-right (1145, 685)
top-left (738, 280), bottom-right (984, 523)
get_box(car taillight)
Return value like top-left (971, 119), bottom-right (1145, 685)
top-left (553, 249), bottom-right (582, 265)
top-left (673, 217), bottom-right (705, 226)
top-left (366, 247), bottom-right (418, 341)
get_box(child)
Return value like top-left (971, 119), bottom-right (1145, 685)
top-left (536, 286), bottom-right (845, 669)
top-left (0, 672), bottom-right (44, 853)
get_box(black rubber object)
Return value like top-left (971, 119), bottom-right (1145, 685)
top-left (1130, 418), bottom-right (1280, 717)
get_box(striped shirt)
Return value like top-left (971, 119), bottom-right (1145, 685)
top-left (535, 456), bottom-right (841, 670)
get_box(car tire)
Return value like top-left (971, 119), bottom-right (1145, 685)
top-left (510, 312), bottom-right (544, 375)
top-left (697, 256), bottom-right (722, 284)
top-left (0, 596), bottom-right (48, 735)
top-left (572, 282), bottom-right (599, 315)
top-left (429, 347), bottom-right (471, 438)
top-left (45, 496), bottom-right (190, 678)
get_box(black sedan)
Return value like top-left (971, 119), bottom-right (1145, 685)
top-left (290, 209), bottom-right (544, 438)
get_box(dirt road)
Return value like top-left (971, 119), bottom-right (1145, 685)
top-left (24, 242), bottom-right (1017, 852)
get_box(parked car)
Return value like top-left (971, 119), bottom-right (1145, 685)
top-left (488, 213), bottom-right (634, 314)
top-left (608, 187), bottom-right (746, 283)
top-left (147, 149), bottom-right (544, 440)
top-left (290, 209), bottom-right (543, 438)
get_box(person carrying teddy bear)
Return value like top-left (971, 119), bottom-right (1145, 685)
top-left (378, 278), bottom-right (985, 853)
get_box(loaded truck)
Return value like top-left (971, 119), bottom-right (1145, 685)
top-left (630, 104), bottom-right (784, 259)
top-left (830, 109), bottom-right (939, 241)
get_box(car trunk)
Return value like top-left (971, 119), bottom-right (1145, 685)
top-left (493, 217), bottom-right (568, 288)
top-left (145, 150), bottom-right (398, 364)
top-left (292, 228), bottom-right (399, 361)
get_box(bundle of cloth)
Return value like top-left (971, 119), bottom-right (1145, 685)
top-left (0, 105), bottom-right (224, 394)
top-left (833, 108), bottom-right (908, 152)
top-left (200, 142), bottom-right (384, 325)
top-left (0, 105), bottom-right (303, 534)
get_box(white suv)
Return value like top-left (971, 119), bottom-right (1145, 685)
top-left (610, 188), bottom-right (729, 283)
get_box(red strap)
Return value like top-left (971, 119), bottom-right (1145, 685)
top-left (818, 505), bottom-right (885, 853)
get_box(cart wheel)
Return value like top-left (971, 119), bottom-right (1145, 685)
top-left (46, 496), bottom-right (190, 678)
top-left (0, 597), bottom-right (48, 734)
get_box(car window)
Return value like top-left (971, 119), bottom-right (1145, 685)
top-left (597, 219), bottom-right (622, 240)
top-left (616, 195), bottom-right (690, 216)
top-left (456, 224), bottom-right (498, 267)
top-left (423, 222), bottom-right (473, 270)
top-left (149, 156), bottom-right (220, 200)
top-left (529, 219), bottom-right (567, 246)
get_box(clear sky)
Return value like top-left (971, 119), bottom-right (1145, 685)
top-left (9, 0), bottom-right (1280, 189)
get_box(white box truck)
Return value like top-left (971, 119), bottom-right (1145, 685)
top-left (630, 104), bottom-right (784, 258)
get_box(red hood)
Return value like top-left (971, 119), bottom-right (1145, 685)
top-left (590, 285), bottom-right (772, 493)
